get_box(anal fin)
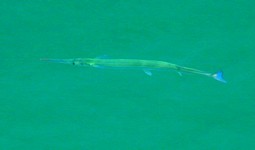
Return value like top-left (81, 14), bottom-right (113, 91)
top-left (143, 69), bottom-right (152, 76)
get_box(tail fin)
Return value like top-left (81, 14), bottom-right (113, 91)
top-left (212, 71), bottom-right (227, 83)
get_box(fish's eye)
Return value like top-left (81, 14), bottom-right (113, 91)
top-left (73, 61), bottom-right (79, 65)
top-left (72, 60), bottom-right (83, 66)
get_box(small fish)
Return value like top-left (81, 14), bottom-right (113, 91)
top-left (40, 58), bottom-right (226, 83)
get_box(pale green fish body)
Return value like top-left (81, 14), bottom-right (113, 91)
top-left (41, 58), bottom-right (226, 83)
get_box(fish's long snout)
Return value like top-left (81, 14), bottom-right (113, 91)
top-left (40, 58), bottom-right (74, 65)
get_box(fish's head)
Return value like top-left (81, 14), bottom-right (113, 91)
top-left (72, 58), bottom-right (92, 67)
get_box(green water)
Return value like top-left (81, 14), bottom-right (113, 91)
top-left (1, 0), bottom-right (255, 149)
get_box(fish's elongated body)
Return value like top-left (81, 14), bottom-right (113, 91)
top-left (76, 58), bottom-right (210, 75)
top-left (41, 58), bottom-right (226, 83)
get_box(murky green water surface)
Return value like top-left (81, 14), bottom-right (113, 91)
top-left (1, 0), bottom-right (255, 149)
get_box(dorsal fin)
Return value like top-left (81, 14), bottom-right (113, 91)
top-left (96, 55), bottom-right (109, 59)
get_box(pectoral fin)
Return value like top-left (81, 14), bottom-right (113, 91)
top-left (143, 69), bottom-right (152, 76)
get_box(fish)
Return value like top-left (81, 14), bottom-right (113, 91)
top-left (40, 57), bottom-right (226, 83)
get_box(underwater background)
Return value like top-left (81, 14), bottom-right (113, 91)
top-left (1, 0), bottom-right (255, 149)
